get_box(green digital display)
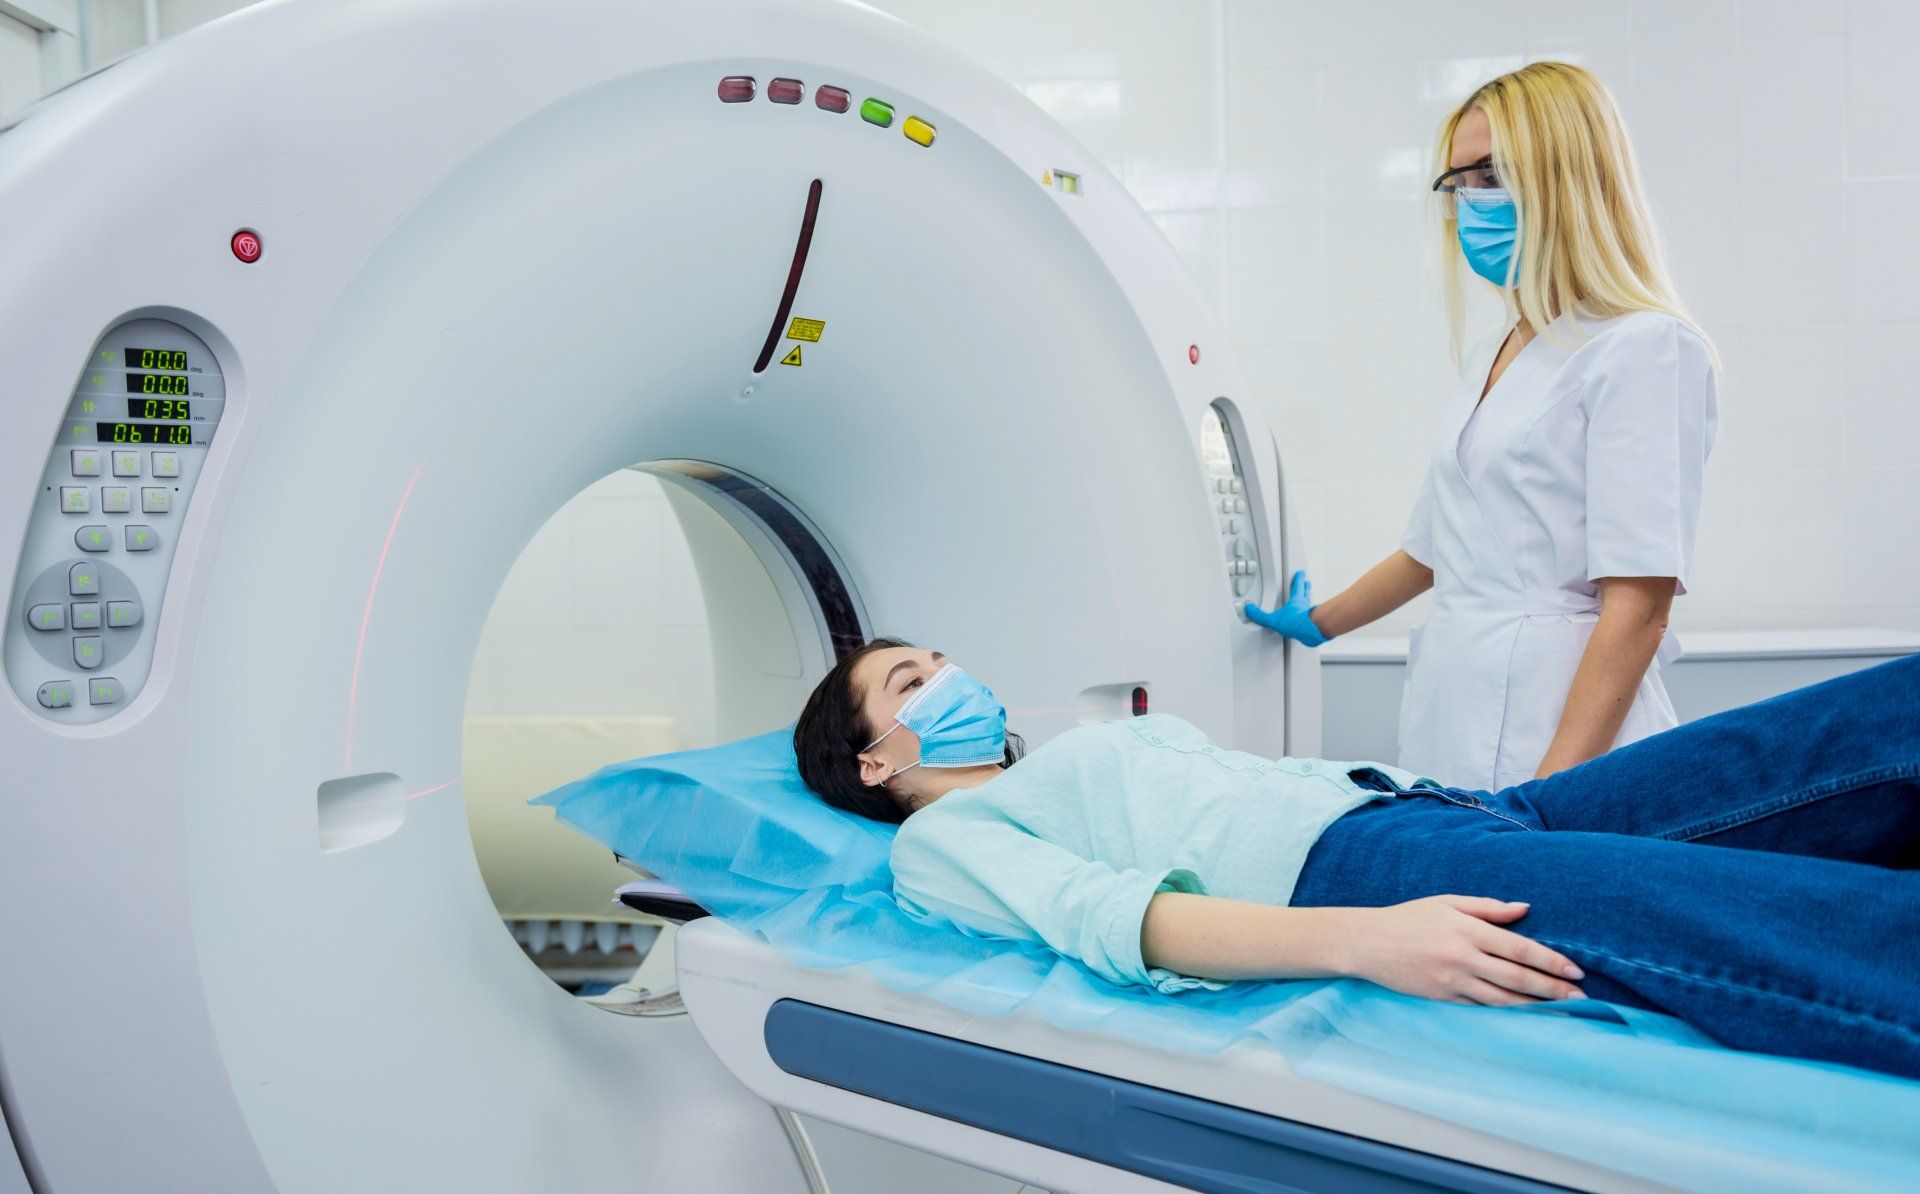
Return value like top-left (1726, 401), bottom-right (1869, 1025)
top-left (96, 422), bottom-right (192, 445)
top-left (128, 398), bottom-right (194, 420)
top-left (124, 348), bottom-right (188, 371)
top-left (126, 371), bottom-right (190, 395)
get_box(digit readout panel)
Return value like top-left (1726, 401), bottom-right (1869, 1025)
top-left (5, 317), bottom-right (229, 723)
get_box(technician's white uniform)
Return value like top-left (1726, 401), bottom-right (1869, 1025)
top-left (1398, 310), bottom-right (1718, 791)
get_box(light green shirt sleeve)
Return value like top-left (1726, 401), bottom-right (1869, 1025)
top-left (891, 804), bottom-right (1223, 994)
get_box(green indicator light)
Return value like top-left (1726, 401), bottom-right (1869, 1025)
top-left (860, 98), bottom-right (893, 127)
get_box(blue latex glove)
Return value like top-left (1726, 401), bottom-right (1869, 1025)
top-left (1243, 570), bottom-right (1329, 647)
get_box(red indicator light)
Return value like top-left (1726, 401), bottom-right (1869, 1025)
top-left (768, 77), bottom-right (804, 105)
top-left (1188, 344), bottom-right (1200, 365)
top-left (815, 85), bottom-right (850, 113)
top-left (231, 229), bottom-right (262, 263)
top-left (717, 75), bottom-right (756, 103)
top-left (1131, 686), bottom-right (1149, 716)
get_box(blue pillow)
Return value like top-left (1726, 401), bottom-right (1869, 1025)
top-left (530, 727), bottom-right (899, 928)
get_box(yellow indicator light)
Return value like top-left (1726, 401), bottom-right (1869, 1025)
top-left (903, 116), bottom-right (936, 148)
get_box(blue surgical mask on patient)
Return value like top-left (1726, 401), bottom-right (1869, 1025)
top-left (865, 663), bottom-right (1008, 777)
top-left (1455, 187), bottom-right (1519, 289)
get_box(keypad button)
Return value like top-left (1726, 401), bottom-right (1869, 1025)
top-left (140, 487), bottom-right (172, 514)
top-left (73, 636), bottom-right (103, 670)
top-left (112, 450), bottom-right (142, 477)
top-left (106, 600), bottom-right (142, 629)
top-left (75, 525), bottom-right (111, 553)
top-left (88, 676), bottom-right (123, 706)
top-left (70, 602), bottom-right (101, 630)
top-left (36, 681), bottom-right (75, 709)
top-left (59, 486), bottom-right (91, 514)
top-left (1229, 478), bottom-right (1243, 493)
top-left (1227, 518), bottom-right (1242, 534)
top-left (1232, 540), bottom-right (1251, 559)
top-left (1233, 498), bottom-right (1247, 513)
top-left (69, 563), bottom-right (99, 595)
top-left (150, 452), bottom-right (180, 478)
top-left (70, 449), bottom-right (102, 477)
top-left (101, 486), bottom-right (132, 513)
top-left (124, 525), bottom-right (158, 552)
top-left (1234, 576), bottom-right (1253, 597)
top-left (27, 603), bottom-right (65, 631)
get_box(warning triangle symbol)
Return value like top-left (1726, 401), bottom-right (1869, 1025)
top-left (779, 345), bottom-right (803, 367)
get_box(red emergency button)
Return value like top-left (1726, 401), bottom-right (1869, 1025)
top-left (231, 229), bottom-right (263, 263)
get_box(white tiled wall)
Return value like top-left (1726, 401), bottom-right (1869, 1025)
top-left (34, 0), bottom-right (1920, 637)
top-left (0, 1), bottom-right (82, 119)
top-left (0, 13), bottom-right (44, 117)
top-left (463, 470), bottom-right (717, 749)
top-left (870, 0), bottom-right (1920, 635)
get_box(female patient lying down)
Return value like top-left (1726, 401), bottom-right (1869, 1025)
top-left (793, 638), bottom-right (1920, 1080)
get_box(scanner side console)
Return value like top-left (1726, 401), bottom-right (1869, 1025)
top-left (1203, 401), bottom-right (1263, 606)
top-left (5, 317), bottom-right (228, 724)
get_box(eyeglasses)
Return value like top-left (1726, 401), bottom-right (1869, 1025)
top-left (1431, 160), bottom-right (1503, 194)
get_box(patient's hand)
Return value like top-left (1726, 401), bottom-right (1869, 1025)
top-left (1339, 896), bottom-right (1587, 1006)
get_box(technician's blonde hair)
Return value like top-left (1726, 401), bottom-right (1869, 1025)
top-left (1435, 61), bottom-right (1716, 366)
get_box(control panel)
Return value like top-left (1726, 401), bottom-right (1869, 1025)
top-left (1201, 403), bottom-right (1262, 606)
top-left (5, 318), bottom-right (227, 723)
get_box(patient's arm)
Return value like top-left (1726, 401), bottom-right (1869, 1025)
top-left (1309, 550), bottom-right (1434, 638)
top-left (1141, 891), bottom-right (1587, 1006)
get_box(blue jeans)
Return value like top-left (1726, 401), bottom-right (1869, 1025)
top-left (1291, 653), bottom-right (1920, 1078)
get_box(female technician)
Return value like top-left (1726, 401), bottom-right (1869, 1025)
top-left (1249, 62), bottom-right (1719, 791)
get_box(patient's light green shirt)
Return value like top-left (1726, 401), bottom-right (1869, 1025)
top-left (889, 713), bottom-right (1423, 993)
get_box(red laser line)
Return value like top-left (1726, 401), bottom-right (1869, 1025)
top-left (345, 777), bottom-right (458, 810)
top-left (345, 465), bottom-right (423, 771)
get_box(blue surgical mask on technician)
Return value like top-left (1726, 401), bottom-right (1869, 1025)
top-left (1455, 186), bottom-right (1519, 289)
top-left (865, 664), bottom-right (1008, 779)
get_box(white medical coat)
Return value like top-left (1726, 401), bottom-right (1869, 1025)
top-left (1398, 311), bottom-right (1718, 790)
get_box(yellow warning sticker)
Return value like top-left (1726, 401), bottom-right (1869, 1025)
top-left (787, 317), bottom-right (825, 343)
top-left (1041, 169), bottom-right (1052, 186)
top-left (779, 345), bottom-right (803, 367)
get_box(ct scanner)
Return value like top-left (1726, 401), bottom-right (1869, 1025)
top-left (0, 1), bottom-right (1641, 1191)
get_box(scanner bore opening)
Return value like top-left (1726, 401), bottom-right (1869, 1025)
top-left (460, 461), bottom-right (863, 993)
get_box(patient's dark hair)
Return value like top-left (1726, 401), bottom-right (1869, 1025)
top-left (794, 636), bottom-right (1023, 823)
